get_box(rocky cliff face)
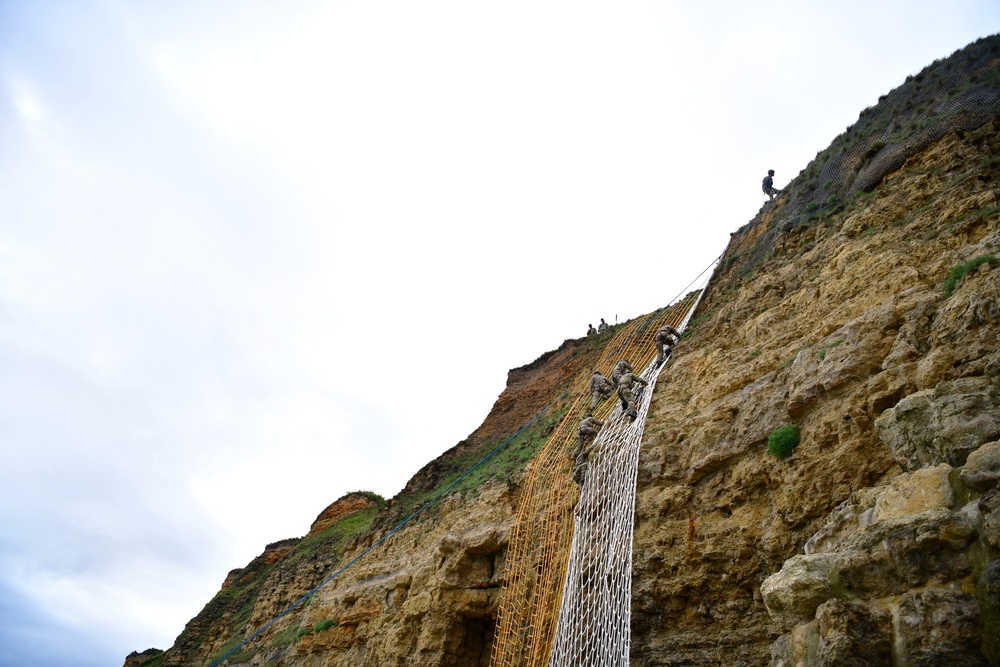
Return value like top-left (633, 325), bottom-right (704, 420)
top-left (631, 114), bottom-right (1000, 666)
top-left (129, 36), bottom-right (1000, 667)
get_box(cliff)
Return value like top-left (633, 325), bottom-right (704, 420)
top-left (129, 35), bottom-right (1000, 667)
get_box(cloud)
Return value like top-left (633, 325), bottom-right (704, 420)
top-left (0, 577), bottom-right (112, 667)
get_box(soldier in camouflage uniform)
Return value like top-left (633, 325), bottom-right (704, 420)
top-left (762, 169), bottom-right (779, 201)
top-left (617, 370), bottom-right (648, 421)
top-left (588, 370), bottom-right (615, 412)
top-left (586, 324), bottom-right (597, 336)
top-left (654, 324), bottom-right (680, 365)
top-left (610, 359), bottom-right (634, 385)
top-left (597, 318), bottom-right (609, 333)
top-left (571, 415), bottom-right (603, 486)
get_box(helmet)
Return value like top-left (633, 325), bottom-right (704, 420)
top-left (768, 169), bottom-right (775, 176)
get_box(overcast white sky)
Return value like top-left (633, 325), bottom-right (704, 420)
top-left (0, 1), bottom-right (997, 664)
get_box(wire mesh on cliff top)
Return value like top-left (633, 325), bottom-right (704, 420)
top-left (489, 290), bottom-right (703, 667)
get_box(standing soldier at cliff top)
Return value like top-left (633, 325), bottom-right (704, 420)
top-left (586, 323), bottom-right (597, 336)
top-left (588, 370), bottom-right (615, 413)
top-left (598, 318), bottom-right (609, 334)
top-left (571, 415), bottom-right (603, 486)
top-left (617, 370), bottom-right (648, 421)
top-left (611, 358), bottom-right (634, 385)
top-left (763, 169), bottom-right (780, 201)
top-left (654, 324), bottom-right (680, 365)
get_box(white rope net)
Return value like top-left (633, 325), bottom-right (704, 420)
top-left (548, 289), bottom-right (705, 667)
top-left (547, 354), bottom-right (666, 667)
top-left (490, 282), bottom-right (710, 667)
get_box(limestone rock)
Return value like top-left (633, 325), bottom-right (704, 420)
top-left (979, 489), bottom-right (1000, 549)
top-left (960, 439), bottom-right (1000, 490)
top-left (835, 509), bottom-right (975, 597)
top-left (786, 314), bottom-right (894, 416)
top-left (804, 502), bottom-right (873, 555)
top-left (760, 554), bottom-right (836, 631)
top-left (874, 377), bottom-right (1000, 471)
top-left (980, 559), bottom-right (1000, 663)
top-left (814, 599), bottom-right (892, 667)
top-left (769, 621), bottom-right (818, 667)
top-left (871, 463), bottom-right (954, 521)
top-left (895, 589), bottom-right (989, 666)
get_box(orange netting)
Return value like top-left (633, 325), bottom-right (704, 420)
top-left (489, 293), bottom-right (699, 667)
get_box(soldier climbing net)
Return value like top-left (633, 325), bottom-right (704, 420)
top-left (490, 289), bottom-right (704, 667)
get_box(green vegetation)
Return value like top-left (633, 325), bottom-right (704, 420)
top-left (388, 403), bottom-right (569, 520)
top-left (314, 619), bottom-right (339, 633)
top-left (357, 491), bottom-right (387, 505)
top-left (136, 652), bottom-right (166, 667)
top-left (825, 194), bottom-right (840, 208)
top-left (720, 249), bottom-right (743, 273)
top-left (194, 503), bottom-right (379, 666)
top-left (680, 313), bottom-right (710, 339)
top-left (804, 202), bottom-right (819, 214)
top-left (943, 256), bottom-right (998, 296)
top-left (284, 507), bottom-right (380, 569)
top-left (767, 425), bottom-right (801, 459)
top-left (747, 347), bottom-right (761, 360)
top-left (272, 623), bottom-right (308, 647)
top-left (862, 140), bottom-right (887, 161)
top-left (210, 637), bottom-right (249, 666)
top-left (817, 339), bottom-right (845, 360)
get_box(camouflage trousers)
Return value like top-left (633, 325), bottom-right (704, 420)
top-left (618, 385), bottom-right (639, 413)
top-left (577, 427), bottom-right (599, 453)
top-left (572, 447), bottom-right (593, 486)
top-left (655, 342), bottom-right (674, 365)
top-left (573, 427), bottom-right (600, 485)
top-left (590, 387), bottom-right (613, 410)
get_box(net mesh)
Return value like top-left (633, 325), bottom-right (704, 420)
top-left (489, 290), bottom-right (703, 667)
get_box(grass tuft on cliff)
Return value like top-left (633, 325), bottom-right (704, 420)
top-left (767, 425), bottom-right (801, 459)
top-left (943, 255), bottom-right (997, 296)
top-left (314, 618), bottom-right (338, 633)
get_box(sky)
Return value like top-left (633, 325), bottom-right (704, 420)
top-left (0, 1), bottom-right (997, 664)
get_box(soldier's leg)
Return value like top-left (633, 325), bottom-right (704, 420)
top-left (623, 387), bottom-right (639, 420)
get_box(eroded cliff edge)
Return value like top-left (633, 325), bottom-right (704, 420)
top-left (129, 35), bottom-right (1000, 667)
